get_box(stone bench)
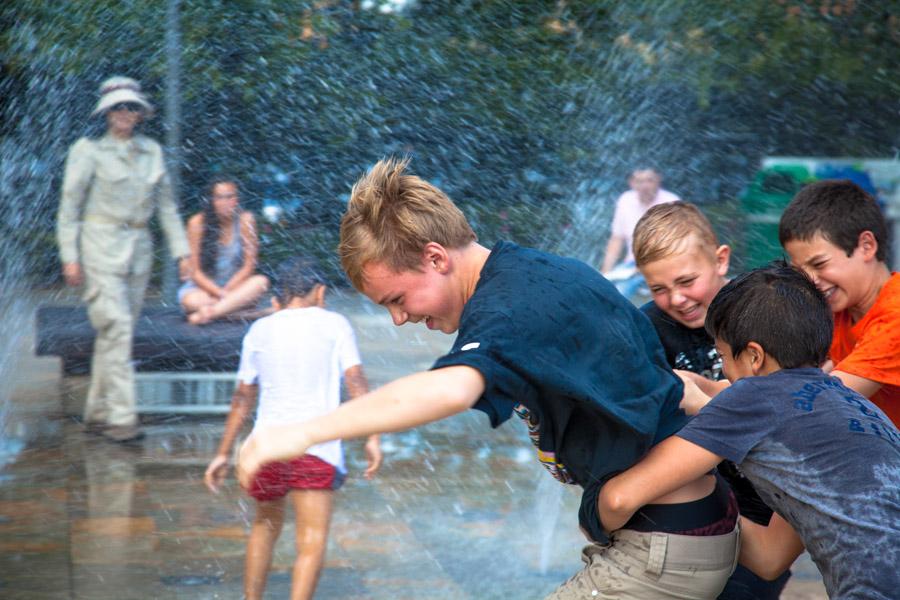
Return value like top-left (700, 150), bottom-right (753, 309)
top-left (36, 305), bottom-right (252, 413)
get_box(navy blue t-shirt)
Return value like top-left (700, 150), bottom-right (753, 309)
top-left (641, 301), bottom-right (724, 380)
top-left (679, 368), bottom-right (900, 600)
top-left (432, 241), bottom-right (687, 543)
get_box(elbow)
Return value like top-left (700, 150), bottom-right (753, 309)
top-left (598, 483), bottom-right (630, 516)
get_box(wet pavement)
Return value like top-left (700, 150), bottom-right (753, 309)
top-left (0, 291), bottom-right (827, 599)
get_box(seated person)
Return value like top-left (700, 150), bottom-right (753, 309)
top-left (600, 166), bottom-right (680, 298)
top-left (779, 179), bottom-right (900, 425)
top-left (599, 262), bottom-right (900, 600)
top-left (180, 176), bottom-right (269, 324)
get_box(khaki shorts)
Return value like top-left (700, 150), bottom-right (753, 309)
top-left (546, 524), bottom-right (740, 600)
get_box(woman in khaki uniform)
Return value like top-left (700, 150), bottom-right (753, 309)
top-left (57, 76), bottom-right (191, 442)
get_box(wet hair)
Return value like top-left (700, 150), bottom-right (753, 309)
top-left (779, 179), bottom-right (889, 262)
top-left (199, 176), bottom-right (242, 276)
top-left (705, 260), bottom-right (832, 369)
top-left (272, 257), bottom-right (327, 304)
top-left (633, 202), bottom-right (719, 267)
top-left (339, 157), bottom-right (476, 290)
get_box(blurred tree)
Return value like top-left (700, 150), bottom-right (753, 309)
top-left (1, 0), bottom-right (898, 282)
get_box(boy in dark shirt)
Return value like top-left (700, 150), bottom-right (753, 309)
top-left (599, 262), bottom-right (900, 600)
top-left (632, 202), bottom-right (791, 599)
top-left (239, 158), bottom-right (741, 599)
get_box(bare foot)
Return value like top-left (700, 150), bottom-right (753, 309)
top-left (188, 305), bottom-right (215, 325)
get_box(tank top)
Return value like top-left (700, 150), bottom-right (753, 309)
top-left (211, 216), bottom-right (243, 286)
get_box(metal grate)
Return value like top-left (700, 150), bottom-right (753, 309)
top-left (136, 372), bottom-right (236, 414)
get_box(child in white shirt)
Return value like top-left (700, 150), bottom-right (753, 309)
top-left (204, 257), bottom-right (382, 600)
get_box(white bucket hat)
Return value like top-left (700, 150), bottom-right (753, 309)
top-left (91, 76), bottom-right (154, 116)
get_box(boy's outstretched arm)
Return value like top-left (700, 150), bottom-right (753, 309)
top-left (204, 383), bottom-right (258, 493)
top-left (237, 365), bottom-right (485, 488)
top-left (598, 435), bottom-right (722, 532)
top-left (738, 513), bottom-right (805, 580)
top-left (344, 364), bottom-right (383, 479)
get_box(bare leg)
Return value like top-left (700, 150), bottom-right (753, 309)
top-left (289, 489), bottom-right (335, 600)
top-left (245, 497), bottom-right (286, 600)
top-left (201, 274), bottom-right (269, 323)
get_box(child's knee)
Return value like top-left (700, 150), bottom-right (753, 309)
top-left (295, 527), bottom-right (329, 550)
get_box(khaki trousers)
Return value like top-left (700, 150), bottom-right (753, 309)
top-left (82, 264), bottom-right (151, 427)
top-left (546, 524), bottom-right (740, 600)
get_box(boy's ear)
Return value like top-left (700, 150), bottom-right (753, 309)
top-left (422, 242), bottom-right (451, 274)
top-left (856, 231), bottom-right (879, 261)
top-left (714, 244), bottom-right (731, 276)
top-left (271, 296), bottom-right (282, 310)
top-left (746, 341), bottom-right (765, 374)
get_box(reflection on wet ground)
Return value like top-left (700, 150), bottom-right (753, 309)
top-left (0, 292), bottom-right (826, 599)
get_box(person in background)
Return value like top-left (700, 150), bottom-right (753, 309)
top-left (57, 76), bottom-right (191, 443)
top-left (600, 167), bottom-right (680, 298)
top-left (205, 257), bottom-right (382, 600)
top-left (179, 176), bottom-right (269, 325)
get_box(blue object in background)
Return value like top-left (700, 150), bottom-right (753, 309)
top-left (814, 165), bottom-right (878, 197)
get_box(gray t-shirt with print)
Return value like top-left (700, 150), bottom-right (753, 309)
top-left (678, 368), bottom-right (900, 600)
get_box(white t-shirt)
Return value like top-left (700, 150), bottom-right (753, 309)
top-left (238, 307), bottom-right (362, 473)
top-left (610, 188), bottom-right (681, 262)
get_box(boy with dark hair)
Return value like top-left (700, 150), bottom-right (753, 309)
top-left (633, 202), bottom-right (791, 599)
top-left (599, 262), bottom-right (900, 600)
top-left (239, 157), bottom-right (741, 599)
top-left (205, 257), bottom-right (382, 600)
top-left (779, 179), bottom-right (900, 424)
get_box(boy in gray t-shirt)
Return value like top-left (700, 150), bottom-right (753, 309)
top-left (598, 262), bottom-right (900, 600)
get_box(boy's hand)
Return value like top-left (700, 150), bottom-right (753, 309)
top-left (675, 370), bottom-right (712, 416)
top-left (363, 435), bottom-right (383, 479)
top-left (237, 425), bottom-right (313, 489)
top-left (204, 454), bottom-right (230, 493)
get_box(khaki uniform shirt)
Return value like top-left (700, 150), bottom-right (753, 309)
top-left (57, 133), bottom-right (189, 274)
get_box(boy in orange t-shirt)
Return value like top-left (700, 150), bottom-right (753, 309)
top-left (779, 179), bottom-right (900, 424)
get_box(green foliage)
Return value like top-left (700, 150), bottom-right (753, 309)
top-left (2, 0), bottom-right (899, 285)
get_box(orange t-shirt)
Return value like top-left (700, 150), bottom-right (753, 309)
top-left (830, 272), bottom-right (900, 425)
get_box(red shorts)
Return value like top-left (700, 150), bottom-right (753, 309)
top-left (248, 455), bottom-right (344, 502)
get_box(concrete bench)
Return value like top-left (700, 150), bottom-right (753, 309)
top-left (36, 305), bottom-right (251, 375)
top-left (36, 305), bottom-right (252, 413)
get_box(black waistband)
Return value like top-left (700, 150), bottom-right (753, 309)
top-left (623, 474), bottom-right (735, 535)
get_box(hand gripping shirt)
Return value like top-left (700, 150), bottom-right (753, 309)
top-left (677, 368), bottom-right (900, 600)
top-left (432, 241), bottom-right (687, 543)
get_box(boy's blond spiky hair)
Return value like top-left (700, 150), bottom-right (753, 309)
top-left (338, 157), bottom-right (477, 290)
top-left (633, 202), bottom-right (720, 267)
